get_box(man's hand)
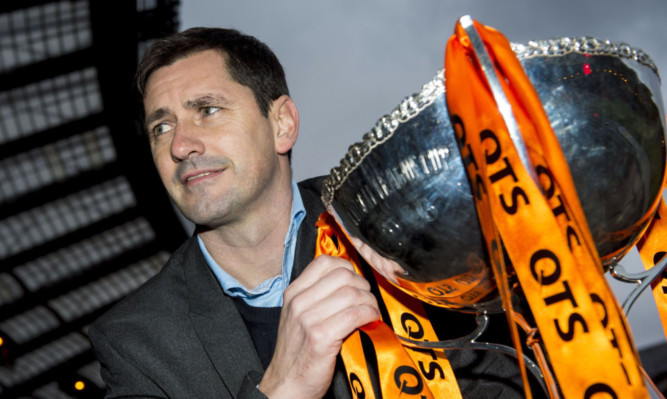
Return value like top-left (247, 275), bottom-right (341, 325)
top-left (258, 255), bottom-right (380, 398)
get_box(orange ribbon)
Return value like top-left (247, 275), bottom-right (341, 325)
top-left (316, 212), bottom-right (462, 399)
top-left (444, 18), bottom-right (649, 398)
top-left (636, 197), bottom-right (667, 341)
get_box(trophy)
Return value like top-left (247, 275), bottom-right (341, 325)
top-left (322, 16), bottom-right (666, 398)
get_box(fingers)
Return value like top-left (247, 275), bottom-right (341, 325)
top-left (287, 272), bottom-right (379, 343)
top-left (304, 296), bottom-right (380, 346)
top-left (291, 257), bottom-right (380, 349)
top-left (259, 256), bottom-right (380, 398)
top-left (284, 255), bottom-right (379, 340)
top-left (285, 254), bottom-right (359, 291)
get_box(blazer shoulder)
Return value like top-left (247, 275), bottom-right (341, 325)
top-left (297, 176), bottom-right (326, 213)
top-left (91, 236), bottom-right (199, 331)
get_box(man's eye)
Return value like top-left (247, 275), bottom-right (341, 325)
top-left (152, 123), bottom-right (173, 136)
top-left (201, 106), bottom-right (220, 116)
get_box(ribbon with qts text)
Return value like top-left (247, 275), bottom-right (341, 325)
top-left (444, 18), bottom-right (648, 398)
top-left (315, 212), bottom-right (462, 399)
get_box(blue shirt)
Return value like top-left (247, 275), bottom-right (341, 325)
top-left (197, 180), bottom-right (306, 307)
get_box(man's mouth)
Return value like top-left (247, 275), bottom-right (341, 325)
top-left (187, 171), bottom-right (214, 182)
top-left (181, 169), bottom-right (223, 185)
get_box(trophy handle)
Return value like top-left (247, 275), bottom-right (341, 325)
top-left (610, 256), bottom-right (667, 315)
top-left (396, 313), bottom-right (553, 396)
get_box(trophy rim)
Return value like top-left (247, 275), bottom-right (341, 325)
top-left (321, 70), bottom-right (445, 209)
top-left (322, 36), bottom-right (661, 210)
top-left (510, 36), bottom-right (660, 79)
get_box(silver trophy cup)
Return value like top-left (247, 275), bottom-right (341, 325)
top-left (322, 37), bottom-right (666, 309)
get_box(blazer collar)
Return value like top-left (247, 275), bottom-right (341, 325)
top-left (291, 177), bottom-right (326, 279)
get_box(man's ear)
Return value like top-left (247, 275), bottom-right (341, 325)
top-left (271, 95), bottom-right (299, 155)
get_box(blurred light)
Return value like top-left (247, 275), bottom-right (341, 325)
top-left (582, 53), bottom-right (592, 76)
top-left (59, 373), bottom-right (105, 398)
top-left (0, 0), bottom-right (92, 74)
top-left (74, 380), bottom-right (85, 391)
top-left (583, 64), bottom-right (592, 75)
top-left (0, 332), bottom-right (15, 367)
top-left (0, 68), bottom-right (102, 143)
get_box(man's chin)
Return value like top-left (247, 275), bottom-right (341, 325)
top-left (181, 206), bottom-right (234, 230)
top-left (175, 191), bottom-right (242, 229)
top-left (184, 213), bottom-right (224, 228)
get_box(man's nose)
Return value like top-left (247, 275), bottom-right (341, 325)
top-left (170, 123), bottom-right (205, 161)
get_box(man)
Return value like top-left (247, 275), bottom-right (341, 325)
top-left (89, 27), bottom-right (538, 398)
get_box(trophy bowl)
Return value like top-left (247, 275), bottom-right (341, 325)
top-left (322, 37), bottom-right (666, 309)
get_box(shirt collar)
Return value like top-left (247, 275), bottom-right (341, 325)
top-left (197, 180), bottom-right (306, 307)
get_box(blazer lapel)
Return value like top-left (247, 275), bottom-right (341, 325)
top-left (182, 239), bottom-right (263, 396)
top-left (292, 178), bottom-right (326, 278)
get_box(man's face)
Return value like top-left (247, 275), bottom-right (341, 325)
top-left (144, 50), bottom-right (283, 228)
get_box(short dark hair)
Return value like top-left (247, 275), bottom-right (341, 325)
top-left (136, 27), bottom-right (289, 118)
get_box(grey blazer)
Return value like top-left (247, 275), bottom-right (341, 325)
top-left (89, 177), bottom-right (351, 398)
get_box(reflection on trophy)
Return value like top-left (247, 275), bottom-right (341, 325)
top-left (322, 16), bottom-right (667, 398)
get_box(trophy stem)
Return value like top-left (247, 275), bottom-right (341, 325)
top-left (610, 256), bottom-right (667, 315)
